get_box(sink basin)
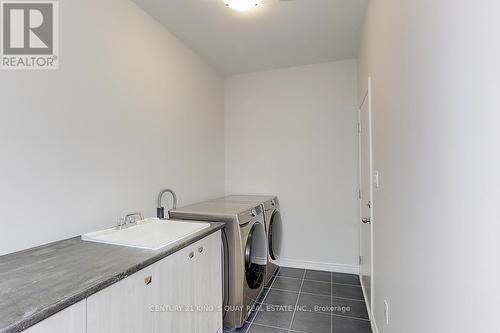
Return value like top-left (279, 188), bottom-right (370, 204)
top-left (82, 218), bottom-right (210, 250)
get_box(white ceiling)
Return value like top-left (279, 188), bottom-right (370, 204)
top-left (132, 0), bottom-right (368, 75)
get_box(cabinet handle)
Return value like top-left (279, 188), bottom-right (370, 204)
top-left (189, 251), bottom-right (194, 259)
top-left (198, 246), bottom-right (204, 253)
top-left (144, 276), bottom-right (152, 285)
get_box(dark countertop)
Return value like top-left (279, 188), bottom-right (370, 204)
top-left (0, 221), bottom-right (224, 333)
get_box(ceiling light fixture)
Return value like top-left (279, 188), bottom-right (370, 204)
top-left (223, 0), bottom-right (260, 12)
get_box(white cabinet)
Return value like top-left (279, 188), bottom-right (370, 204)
top-left (87, 263), bottom-right (159, 333)
top-left (156, 240), bottom-right (195, 333)
top-left (87, 231), bottom-right (222, 333)
top-left (193, 231), bottom-right (222, 333)
top-left (17, 231), bottom-right (221, 333)
top-left (23, 300), bottom-right (86, 333)
top-left (156, 231), bottom-right (222, 333)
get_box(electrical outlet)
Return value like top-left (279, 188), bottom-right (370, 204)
top-left (384, 300), bottom-right (389, 325)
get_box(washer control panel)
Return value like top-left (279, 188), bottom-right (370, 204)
top-left (239, 205), bottom-right (263, 224)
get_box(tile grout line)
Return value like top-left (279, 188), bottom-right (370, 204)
top-left (287, 269), bottom-right (306, 333)
top-left (331, 313), bottom-right (370, 322)
top-left (265, 287), bottom-right (365, 302)
top-left (275, 274), bottom-right (361, 287)
top-left (240, 269), bottom-right (367, 333)
top-left (256, 299), bottom-right (369, 322)
top-left (249, 322), bottom-right (310, 333)
top-left (245, 268), bottom-right (281, 333)
top-left (248, 312), bottom-right (370, 333)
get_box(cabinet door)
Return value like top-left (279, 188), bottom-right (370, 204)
top-left (87, 264), bottom-right (159, 333)
top-left (156, 243), bottom-right (195, 333)
top-left (194, 231), bottom-right (222, 333)
top-left (156, 231), bottom-right (222, 333)
top-left (24, 300), bottom-right (86, 333)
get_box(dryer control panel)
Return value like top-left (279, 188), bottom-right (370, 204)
top-left (263, 197), bottom-right (279, 211)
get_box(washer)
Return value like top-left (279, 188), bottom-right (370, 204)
top-left (169, 200), bottom-right (267, 330)
top-left (214, 195), bottom-right (282, 286)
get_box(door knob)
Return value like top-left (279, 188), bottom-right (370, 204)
top-left (361, 217), bottom-right (371, 224)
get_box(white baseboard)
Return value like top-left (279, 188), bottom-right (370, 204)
top-left (278, 258), bottom-right (359, 275)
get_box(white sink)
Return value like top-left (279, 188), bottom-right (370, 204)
top-left (82, 218), bottom-right (210, 250)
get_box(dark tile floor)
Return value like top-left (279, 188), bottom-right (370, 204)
top-left (224, 267), bottom-right (372, 333)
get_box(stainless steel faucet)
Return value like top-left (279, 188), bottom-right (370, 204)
top-left (157, 189), bottom-right (177, 219)
top-left (117, 212), bottom-right (144, 230)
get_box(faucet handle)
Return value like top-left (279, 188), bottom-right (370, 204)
top-left (124, 212), bottom-right (144, 225)
top-left (116, 217), bottom-right (126, 230)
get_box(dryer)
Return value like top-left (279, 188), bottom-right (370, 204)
top-left (215, 195), bottom-right (282, 286)
top-left (169, 200), bottom-right (267, 330)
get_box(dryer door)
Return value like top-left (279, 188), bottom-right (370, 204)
top-left (268, 209), bottom-right (282, 261)
top-left (244, 222), bottom-right (267, 289)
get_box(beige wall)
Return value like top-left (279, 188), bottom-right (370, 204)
top-left (0, 0), bottom-right (224, 255)
top-left (358, 0), bottom-right (500, 331)
top-left (225, 60), bottom-right (359, 272)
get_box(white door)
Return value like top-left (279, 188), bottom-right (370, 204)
top-left (359, 78), bottom-right (373, 314)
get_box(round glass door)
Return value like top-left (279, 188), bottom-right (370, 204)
top-left (268, 210), bottom-right (282, 260)
top-left (245, 222), bottom-right (267, 289)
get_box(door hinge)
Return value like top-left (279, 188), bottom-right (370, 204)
top-left (359, 256), bottom-right (362, 265)
top-left (357, 122), bottom-right (361, 133)
top-left (358, 189), bottom-right (362, 199)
